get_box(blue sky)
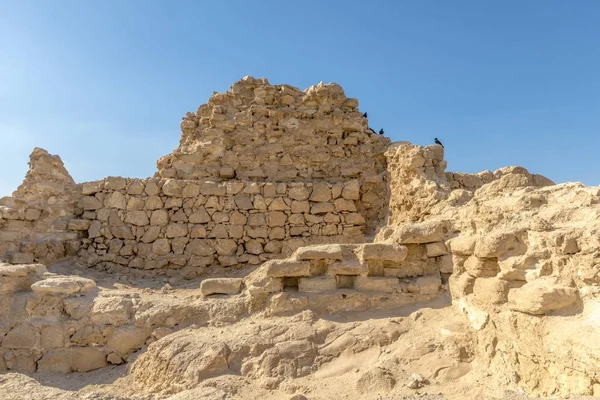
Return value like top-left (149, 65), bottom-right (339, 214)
top-left (2, 0), bottom-right (600, 197)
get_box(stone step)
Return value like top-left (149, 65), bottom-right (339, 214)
top-left (360, 243), bottom-right (408, 263)
top-left (294, 244), bottom-right (344, 261)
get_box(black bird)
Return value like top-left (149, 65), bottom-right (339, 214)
top-left (362, 112), bottom-right (368, 118)
top-left (379, 129), bottom-right (384, 135)
top-left (367, 127), bottom-right (376, 134)
top-left (434, 138), bottom-right (444, 148)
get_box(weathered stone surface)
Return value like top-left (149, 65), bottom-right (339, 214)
top-left (395, 220), bottom-right (446, 244)
top-left (295, 244), bottom-right (343, 260)
top-left (2, 324), bottom-right (37, 349)
top-left (508, 278), bottom-right (579, 315)
top-left (361, 243), bottom-right (407, 262)
top-left (31, 276), bottom-right (96, 295)
top-left (447, 235), bottom-right (476, 256)
top-left (328, 260), bottom-right (368, 276)
top-left (354, 276), bottom-right (400, 292)
top-left (71, 347), bottom-right (108, 372)
top-left (107, 325), bottom-right (152, 356)
top-left (464, 256), bottom-right (500, 278)
top-left (265, 259), bottom-right (311, 277)
top-left (425, 242), bottom-right (448, 257)
top-left (298, 276), bottom-right (337, 293)
top-left (474, 232), bottom-right (526, 259)
top-left (200, 278), bottom-right (243, 296)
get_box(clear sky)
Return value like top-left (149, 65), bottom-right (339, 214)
top-left (2, 0), bottom-right (600, 197)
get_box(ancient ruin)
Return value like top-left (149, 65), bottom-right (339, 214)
top-left (0, 77), bottom-right (598, 400)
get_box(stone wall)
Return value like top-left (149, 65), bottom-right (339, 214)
top-left (75, 177), bottom-right (369, 277)
top-left (0, 149), bottom-right (81, 266)
top-left (156, 76), bottom-right (391, 232)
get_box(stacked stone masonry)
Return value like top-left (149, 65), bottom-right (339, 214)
top-left (76, 177), bottom-right (368, 274)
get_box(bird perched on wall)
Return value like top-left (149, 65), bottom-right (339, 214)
top-left (379, 129), bottom-right (384, 135)
top-left (362, 112), bottom-right (368, 118)
top-left (434, 138), bottom-right (444, 148)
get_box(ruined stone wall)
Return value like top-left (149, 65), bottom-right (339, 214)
top-left (0, 77), bottom-right (393, 274)
top-left (0, 149), bottom-right (81, 266)
top-left (75, 177), bottom-right (368, 276)
top-left (156, 76), bottom-right (390, 232)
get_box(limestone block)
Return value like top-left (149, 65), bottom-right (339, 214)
top-left (425, 242), bottom-right (449, 257)
top-left (152, 239), bottom-right (171, 255)
top-left (24, 208), bottom-right (41, 220)
top-left (166, 223), bottom-right (188, 238)
top-left (107, 325), bottom-right (152, 356)
top-left (395, 220), bottom-right (446, 244)
top-left (472, 278), bottom-right (509, 306)
top-left (295, 244), bottom-right (343, 260)
top-left (31, 276), bottom-right (96, 295)
top-left (267, 211), bottom-right (287, 227)
top-left (344, 213), bottom-right (366, 225)
top-left (414, 275), bottom-right (441, 295)
top-left (298, 276), bottom-right (337, 293)
top-left (354, 276), bottom-right (400, 292)
top-left (474, 232), bottom-right (526, 259)
top-left (127, 180), bottom-right (145, 195)
top-left (141, 226), bottom-right (161, 243)
top-left (71, 347), bottom-right (108, 372)
top-left (464, 256), bottom-right (500, 278)
top-left (2, 324), bottom-right (37, 349)
top-left (90, 296), bottom-right (133, 325)
top-left (186, 240), bottom-right (215, 256)
top-left (309, 183), bottom-right (332, 202)
top-left (215, 239), bottom-right (237, 256)
top-left (438, 254), bottom-right (453, 273)
top-left (245, 239), bottom-right (263, 255)
top-left (82, 196), bottom-right (102, 210)
top-left (209, 224), bottom-right (229, 238)
top-left (201, 181), bottom-right (226, 196)
top-left (3, 350), bottom-right (36, 372)
top-left (68, 219), bottom-right (91, 231)
top-left (37, 350), bottom-right (71, 373)
top-left (291, 200), bottom-right (310, 213)
top-left (248, 213), bottom-right (266, 226)
top-left (82, 181), bottom-right (104, 195)
top-left (269, 227), bottom-right (286, 240)
top-left (361, 243), bottom-right (407, 262)
top-left (310, 203), bottom-right (335, 215)
top-left (165, 197), bottom-right (183, 209)
top-left (145, 196), bottom-right (163, 210)
top-left (342, 180), bottom-right (360, 200)
top-left (268, 198), bottom-right (290, 211)
top-left (333, 198), bottom-right (356, 212)
top-left (162, 179), bottom-right (182, 196)
top-left (10, 253), bottom-right (34, 264)
top-left (200, 278), bottom-right (243, 296)
top-left (234, 194), bottom-right (253, 210)
top-left (508, 278), bottom-right (578, 315)
top-left (40, 325), bottom-right (65, 348)
top-left (289, 186), bottom-right (310, 201)
top-left (189, 208), bottom-right (211, 224)
top-left (111, 226), bottom-right (134, 240)
top-left (218, 255), bottom-right (238, 266)
top-left (126, 197), bottom-right (145, 210)
top-left (125, 210), bottom-right (150, 226)
top-left (328, 259), bottom-right (368, 276)
top-left (265, 259), bottom-right (311, 277)
top-left (105, 177), bottom-right (126, 190)
top-left (105, 191), bottom-right (126, 209)
top-left (182, 183), bottom-right (200, 198)
top-left (145, 180), bottom-right (160, 196)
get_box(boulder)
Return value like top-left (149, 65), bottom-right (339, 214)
top-left (200, 278), bottom-right (244, 296)
top-left (295, 244), bottom-right (343, 260)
